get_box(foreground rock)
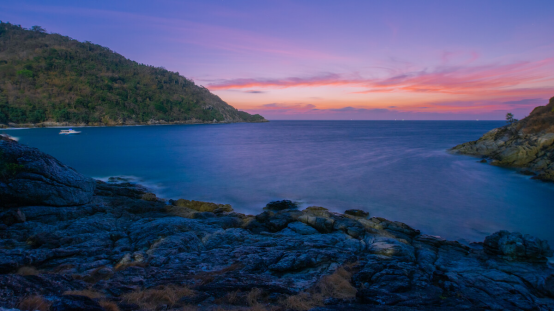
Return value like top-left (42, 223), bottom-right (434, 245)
top-left (0, 136), bottom-right (95, 207)
top-left (451, 97), bottom-right (554, 182)
top-left (1, 140), bottom-right (554, 310)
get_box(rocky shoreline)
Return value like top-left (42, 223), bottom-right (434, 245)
top-left (1, 136), bottom-right (554, 310)
top-left (451, 123), bottom-right (554, 182)
top-left (451, 98), bottom-right (554, 182)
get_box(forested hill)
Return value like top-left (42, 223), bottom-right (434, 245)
top-left (0, 22), bottom-right (267, 127)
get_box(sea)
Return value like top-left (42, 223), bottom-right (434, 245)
top-left (4, 120), bottom-right (554, 244)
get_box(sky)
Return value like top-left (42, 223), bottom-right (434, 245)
top-left (2, 0), bottom-right (554, 120)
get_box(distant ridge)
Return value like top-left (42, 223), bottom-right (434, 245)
top-left (0, 22), bottom-right (267, 127)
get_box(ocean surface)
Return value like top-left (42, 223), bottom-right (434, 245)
top-left (4, 121), bottom-right (554, 244)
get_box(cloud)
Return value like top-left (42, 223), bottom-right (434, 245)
top-left (244, 90), bottom-right (265, 94)
top-left (242, 103), bottom-right (532, 120)
top-left (207, 57), bottom-right (554, 98)
top-left (208, 73), bottom-right (362, 90)
top-left (255, 103), bottom-right (317, 114)
top-left (502, 98), bottom-right (546, 105)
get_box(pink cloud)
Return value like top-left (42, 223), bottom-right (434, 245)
top-left (208, 73), bottom-right (363, 90)
top-left (207, 57), bottom-right (554, 97)
top-left (242, 98), bottom-right (549, 120)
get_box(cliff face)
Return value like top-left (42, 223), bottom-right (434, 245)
top-left (1, 138), bottom-right (554, 310)
top-left (452, 97), bottom-right (554, 181)
top-left (0, 22), bottom-right (267, 127)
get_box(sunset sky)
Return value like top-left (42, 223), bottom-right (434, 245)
top-left (2, 0), bottom-right (554, 120)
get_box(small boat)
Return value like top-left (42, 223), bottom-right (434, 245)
top-left (59, 129), bottom-right (81, 135)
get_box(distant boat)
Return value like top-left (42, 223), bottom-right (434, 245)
top-left (59, 129), bottom-right (81, 135)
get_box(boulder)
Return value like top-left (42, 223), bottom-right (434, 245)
top-left (484, 230), bottom-right (553, 262)
top-left (286, 221), bottom-right (319, 235)
top-left (263, 200), bottom-right (298, 211)
top-left (333, 217), bottom-right (366, 238)
top-left (0, 139), bottom-right (95, 207)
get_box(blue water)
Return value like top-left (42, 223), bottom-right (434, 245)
top-left (4, 121), bottom-right (554, 244)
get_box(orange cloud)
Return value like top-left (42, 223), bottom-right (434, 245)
top-left (207, 57), bottom-right (554, 97)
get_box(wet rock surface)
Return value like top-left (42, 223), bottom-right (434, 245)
top-left (1, 140), bottom-right (554, 310)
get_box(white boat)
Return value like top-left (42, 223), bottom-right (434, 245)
top-left (59, 129), bottom-right (81, 135)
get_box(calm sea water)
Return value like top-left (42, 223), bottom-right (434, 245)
top-left (4, 121), bottom-right (554, 244)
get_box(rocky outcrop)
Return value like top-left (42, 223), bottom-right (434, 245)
top-left (0, 136), bottom-right (95, 207)
top-left (1, 143), bottom-right (553, 310)
top-left (451, 98), bottom-right (554, 181)
top-left (484, 230), bottom-right (553, 262)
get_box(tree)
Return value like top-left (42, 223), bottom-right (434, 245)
top-left (506, 112), bottom-right (518, 125)
top-left (30, 25), bottom-right (46, 33)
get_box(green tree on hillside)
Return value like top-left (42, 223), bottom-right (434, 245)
top-left (0, 22), bottom-right (266, 126)
top-left (506, 113), bottom-right (518, 125)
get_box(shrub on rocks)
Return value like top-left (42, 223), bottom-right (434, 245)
top-left (121, 285), bottom-right (194, 310)
top-left (98, 300), bottom-right (120, 311)
top-left (278, 265), bottom-right (357, 310)
top-left (172, 199), bottom-right (233, 212)
top-left (18, 295), bottom-right (51, 311)
top-left (63, 289), bottom-right (105, 299)
top-left (16, 266), bottom-right (39, 276)
top-left (141, 192), bottom-right (157, 201)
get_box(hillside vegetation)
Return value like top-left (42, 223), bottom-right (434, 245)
top-left (0, 22), bottom-right (266, 126)
top-left (519, 96), bottom-right (554, 134)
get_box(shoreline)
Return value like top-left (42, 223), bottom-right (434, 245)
top-left (2, 130), bottom-right (554, 310)
top-left (0, 119), bottom-right (269, 129)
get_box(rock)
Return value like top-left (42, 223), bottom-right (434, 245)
top-left (0, 140), bottom-right (95, 207)
top-left (0, 144), bottom-right (554, 310)
top-left (344, 209), bottom-right (369, 219)
top-left (296, 212), bottom-right (335, 233)
top-left (141, 193), bottom-right (157, 201)
top-left (333, 217), bottom-right (366, 238)
top-left (451, 99), bottom-right (554, 182)
top-left (263, 200), bottom-right (297, 211)
top-left (0, 209), bottom-right (25, 226)
top-left (286, 221), bottom-right (319, 235)
top-left (94, 180), bottom-right (147, 198)
top-left (0, 135), bottom-right (20, 143)
top-left (518, 169), bottom-right (536, 176)
top-left (108, 176), bottom-right (131, 183)
top-left (483, 230), bottom-right (553, 262)
top-left (50, 295), bottom-right (104, 311)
